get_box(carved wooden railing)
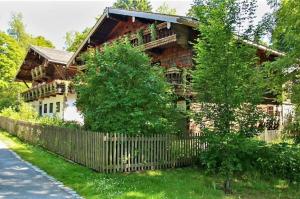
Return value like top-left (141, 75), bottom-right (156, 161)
top-left (98, 22), bottom-right (177, 51)
top-left (31, 65), bottom-right (47, 81)
top-left (22, 80), bottom-right (71, 102)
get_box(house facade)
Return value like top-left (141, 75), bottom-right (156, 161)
top-left (65, 8), bottom-right (292, 132)
top-left (15, 45), bottom-right (83, 123)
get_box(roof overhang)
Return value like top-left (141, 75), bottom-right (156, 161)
top-left (66, 7), bottom-right (199, 67)
top-left (67, 7), bottom-right (286, 67)
top-left (15, 46), bottom-right (71, 82)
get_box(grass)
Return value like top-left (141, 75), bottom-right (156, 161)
top-left (0, 131), bottom-right (299, 199)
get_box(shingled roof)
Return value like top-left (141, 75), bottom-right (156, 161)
top-left (30, 45), bottom-right (73, 65)
top-left (67, 7), bottom-right (285, 67)
top-left (15, 46), bottom-right (73, 82)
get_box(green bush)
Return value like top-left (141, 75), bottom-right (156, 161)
top-left (0, 102), bottom-right (80, 129)
top-left (0, 102), bottom-right (38, 121)
top-left (198, 133), bottom-right (300, 183)
top-left (283, 115), bottom-right (300, 144)
top-left (198, 133), bottom-right (263, 176)
top-left (75, 40), bottom-right (179, 135)
top-left (257, 143), bottom-right (300, 182)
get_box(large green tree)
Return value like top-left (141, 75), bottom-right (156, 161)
top-left (64, 28), bottom-right (90, 52)
top-left (0, 32), bottom-right (26, 110)
top-left (75, 41), bottom-right (178, 135)
top-left (156, 2), bottom-right (177, 15)
top-left (193, 0), bottom-right (265, 135)
top-left (192, 0), bottom-right (266, 192)
top-left (113, 0), bottom-right (152, 11)
top-left (1, 13), bottom-right (54, 110)
top-left (0, 32), bottom-right (24, 88)
top-left (265, 0), bottom-right (300, 142)
top-left (7, 13), bottom-right (54, 49)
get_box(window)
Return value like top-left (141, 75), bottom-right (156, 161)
top-left (44, 104), bottom-right (47, 114)
top-left (267, 106), bottom-right (274, 116)
top-left (39, 103), bottom-right (42, 116)
top-left (49, 103), bottom-right (53, 113)
top-left (56, 102), bottom-right (60, 113)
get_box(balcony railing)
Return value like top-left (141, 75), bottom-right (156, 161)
top-left (98, 22), bottom-right (177, 51)
top-left (22, 80), bottom-right (70, 102)
top-left (31, 65), bottom-right (47, 81)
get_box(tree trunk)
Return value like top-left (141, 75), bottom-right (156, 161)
top-left (224, 178), bottom-right (232, 194)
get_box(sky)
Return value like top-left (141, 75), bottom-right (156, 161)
top-left (0, 0), bottom-right (270, 50)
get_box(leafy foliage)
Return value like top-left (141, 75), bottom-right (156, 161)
top-left (256, 143), bottom-right (300, 182)
top-left (7, 12), bottom-right (54, 49)
top-left (0, 102), bottom-right (80, 128)
top-left (0, 32), bottom-right (24, 89)
top-left (192, 0), bottom-right (268, 192)
top-left (31, 36), bottom-right (55, 48)
top-left (192, 0), bottom-right (266, 135)
top-left (75, 41), bottom-right (178, 135)
top-left (0, 13), bottom-right (54, 111)
top-left (283, 114), bottom-right (300, 144)
top-left (64, 28), bottom-right (90, 52)
top-left (263, 0), bottom-right (300, 102)
top-left (156, 2), bottom-right (177, 15)
top-left (0, 102), bottom-right (38, 122)
top-left (198, 133), bottom-right (300, 184)
top-left (113, 0), bottom-right (152, 11)
top-left (198, 133), bottom-right (264, 176)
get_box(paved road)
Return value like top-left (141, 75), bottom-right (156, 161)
top-left (0, 139), bottom-right (81, 199)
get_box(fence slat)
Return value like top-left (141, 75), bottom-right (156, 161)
top-left (0, 116), bottom-right (203, 173)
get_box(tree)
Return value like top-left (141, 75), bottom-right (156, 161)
top-left (64, 28), bottom-right (90, 52)
top-left (75, 40), bottom-right (178, 135)
top-left (31, 36), bottom-right (55, 48)
top-left (2, 13), bottom-right (53, 110)
top-left (113, 0), bottom-right (152, 12)
top-left (0, 32), bottom-right (24, 88)
top-left (192, 0), bottom-right (266, 193)
top-left (193, 0), bottom-right (265, 135)
top-left (266, 0), bottom-right (300, 142)
top-left (7, 12), bottom-right (54, 49)
top-left (7, 13), bottom-right (30, 49)
top-left (156, 2), bottom-right (177, 15)
top-left (0, 32), bottom-right (26, 110)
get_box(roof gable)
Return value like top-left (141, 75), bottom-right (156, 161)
top-left (30, 45), bottom-right (73, 65)
top-left (15, 46), bottom-right (73, 82)
top-left (67, 7), bottom-right (285, 67)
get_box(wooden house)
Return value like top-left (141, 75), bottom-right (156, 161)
top-left (15, 45), bottom-right (83, 123)
top-left (66, 8), bottom-right (292, 132)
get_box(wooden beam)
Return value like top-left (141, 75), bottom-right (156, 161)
top-left (23, 80), bottom-right (30, 88)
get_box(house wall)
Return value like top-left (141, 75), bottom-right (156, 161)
top-left (29, 94), bottom-right (83, 124)
top-left (151, 45), bottom-right (193, 69)
top-left (106, 18), bottom-right (147, 41)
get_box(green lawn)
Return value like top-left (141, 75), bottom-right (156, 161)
top-left (0, 130), bottom-right (299, 199)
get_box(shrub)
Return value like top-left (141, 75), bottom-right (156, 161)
top-left (198, 133), bottom-right (300, 184)
top-left (283, 115), bottom-right (300, 144)
top-left (75, 40), bottom-right (179, 135)
top-left (198, 132), bottom-right (264, 176)
top-left (0, 102), bottom-right (80, 129)
top-left (257, 143), bottom-right (300, 182)
top-left (0, 102), bottom-right (38, 121)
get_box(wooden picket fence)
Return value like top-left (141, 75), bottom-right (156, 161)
top-left (0, 116), bottom-right (202, 173)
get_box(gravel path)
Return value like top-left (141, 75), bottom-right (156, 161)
top-left (0, 139), bottom-right (81, 199)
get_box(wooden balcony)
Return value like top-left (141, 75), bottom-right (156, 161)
top-left (31, 65), bottom-right (48, 81)
top-left (22, 80), bottom-right (71, 102)
top-left (98, 22), bottom-right (177, 51)
top-left (130, 22), bottom-right (177, 50)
